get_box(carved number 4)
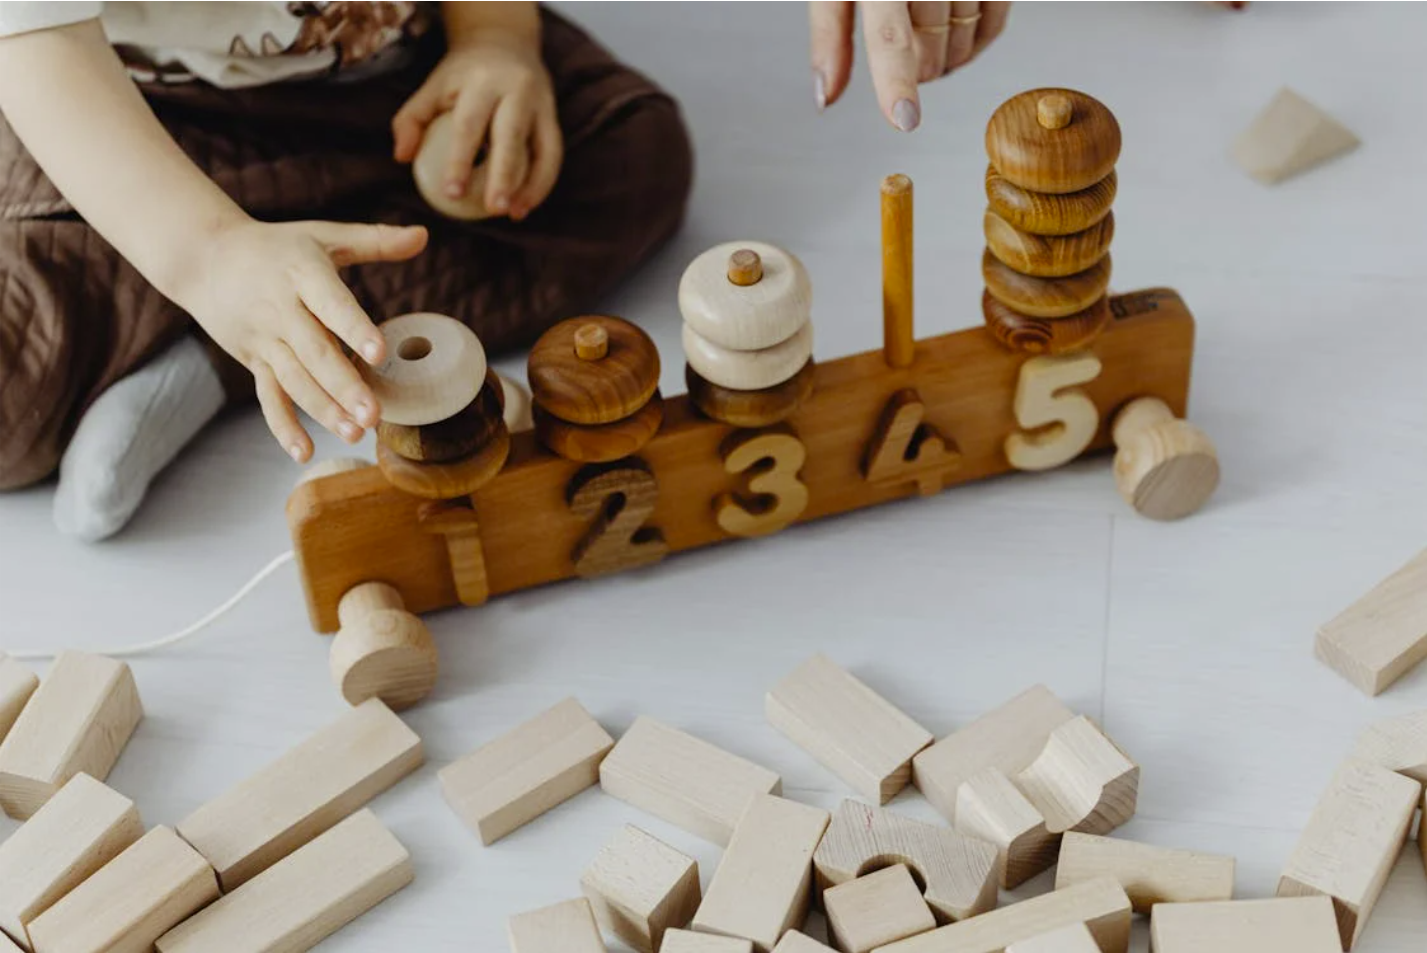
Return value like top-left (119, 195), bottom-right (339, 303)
top-left (1005, 353), bottom-right (1104, 471)
top-left (569, 464), bottom-right (669, 579)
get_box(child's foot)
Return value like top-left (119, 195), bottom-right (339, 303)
top-left (53, 334), bottom-right (225, 541)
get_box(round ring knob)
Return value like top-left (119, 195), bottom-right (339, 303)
top-left (679, 240), bottom-right (811, 351)
top-left (362, 313), bottom-right (487, 426)
top-left (527, 316), bottom-right (660, 425)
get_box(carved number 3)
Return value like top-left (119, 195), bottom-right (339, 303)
top-left (569, 465), bottom-right (669, 578)
top-left (1005, 353), bottom-right (1104, 471)
top-left (716, 430), bottom-right (810, 538)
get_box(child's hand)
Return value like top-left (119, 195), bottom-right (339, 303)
top-left (392, 35), bottom-right (562, 221)
top-left (176, 218), bottom-right (428, 462)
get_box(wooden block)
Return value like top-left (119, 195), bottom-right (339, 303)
top-left (691, 793), bottom-right (830, 952)
top-left (177, 697), bottom-right (423, 891)
top-left (329, 581), bottom-right (439, 711)
top-left (766, 654), bottom-right (933, 804)
top-left (1276, 758), bottom-right (1420, 949)
top-left (155, 809), bottom-right (411, 953)
top-left (1004, 924), bottom-right (1098, 953)
top-left (814, 800), bottom-right (998, 925)
top-left (954, 768), bottom-right (1055, 889)
top-left (0, 655), bottom-right (38, 745)
top-left (528, 316), bottom-right (660, 426)
top-left (1110, 397), bottom-right (1218, 521)
top-left (507, 898), bottom-right (606, 953)
top-left (662, 930), bottom-right (754, 953)
top-left (580, 824), bottom-right (699, 953)
top-left (986, 89), bottom-right (1121, 195)
top-left (679, 241), bottom-right (812, 351)
top-left (0, 652), bottom-right (142, 820)
top-left (1015, 717), bottom-right (1138, 837)
top-left (825, 865), bottom-right (936, 953)
top-left (1231, 88), bottom-right (1359, 185)
top-left (26, 826), bottom-right (219, 953)
top-left (1149, 896), bottom-right (1341, 953)
top-left (599, 715), bottom-right (781, 846)
top-left (1316, 547), bottom-right (1427, 696)
top-left (1053, 832), bottom-right (1234, 914)
top-left (913, 685), bottom-right (1076, 823)
top-left (0, 774), bottom-right (142, 951)
top-left (362, 312), bottom-right (486, 426)
top-left (684, 322), bottom-right (815, 392)
top-left (773, 933), bottom-right (836, 953)
top-left (868, 876), bottom-right (1131, 953)
top-left (1352, 709), bottom-right (1427, 783)
top-left (440, 697), bottom-right (611, 846)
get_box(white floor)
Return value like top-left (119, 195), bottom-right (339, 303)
top-left (4, 2), bottom-right (1427, 950)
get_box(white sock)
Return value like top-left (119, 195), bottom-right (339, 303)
top-left (54, 334), bottom-right (225, 541)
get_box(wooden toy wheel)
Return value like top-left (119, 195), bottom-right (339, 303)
top-left (362, 313), bottom-right (487, 426)
top-left (330, 582), bottom-right (438, 711)
top-left (1112, 398), bottom-right (1220, 521)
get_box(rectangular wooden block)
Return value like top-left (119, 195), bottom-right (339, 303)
top-left (766, 654), bottom-right (932, 804)
top-left (825, 864), bottom-right (936, 953)
top-left (177, 697), bottom-right (423, 891)
top-left (869, 876), bottom-right (1131, 953)
top-left (1276, 758), bottom-right (1420, 949)
top-left (1351, 709), bottom-right (1427, 783)
top-left (598, 716), bottom-right (781, 846)
top-left (772, 933), bottom-right (836, 953)
top-left (0, 932), bottom-right (21, 953)
top-left (1004, 924), bottom-right (1098, 953)
top-left (1149, 896), bottom-right (1341, 953)
top-left (0, 773), bottom-right (143, 951)
top-left (0, 652), bottom-right (142, 820)
top-left (912, 685), bottom-right (1075, 824)
top-left (661, 930), bottom-right (754, 953)
top-left (1316, 547), bottom-right (1427, 695)
top-left (692, 793), bottom-right (831, 953)
top-left (1053, 832), bottom-right (1234, 914)
top-left (439, 697), bottom-right (613, 845)
top-left (0, 655), bottom-right (38, 745)
top-left (26, 826), bottom-right (219, 953)
top-left (155, 808), bottom-right (411, 953)
top-left (580, 824), bottom-right (700, 953)
top-left (507, 898), bottom-right (606, 953)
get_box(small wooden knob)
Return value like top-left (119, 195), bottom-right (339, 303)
top-left (574, 323), bottom-right (609, 361)
top-left (1112, 398), bottom-right (1220, 521)
top-left (330, 582), bottom-right (439, 710)
top-left (527, 316), bottom-right (661, 425)
top-left (1037, 94), bottom-right (1073, 130)
top-left (727, 249), bottom-right (764, 286)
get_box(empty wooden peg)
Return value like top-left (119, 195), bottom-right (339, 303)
top-left (1111, 397), bottom-right (1219, 520)
top-left (882, 174), bottom-right (915, 369)
top-left (330, 582), bottom-right (438, 711)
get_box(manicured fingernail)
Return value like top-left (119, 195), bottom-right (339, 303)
top-left (288, 443), bottom-right (305, 461)
top-left (893, 98), bottom-right (920, 132)
top-left (338, 421), bottom-right (361, 442)
top-left (814, 69), bottom-right (827, 111)
top-left (361, 340), bottom-right (381, 363)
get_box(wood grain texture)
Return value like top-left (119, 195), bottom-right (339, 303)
top-left (507, 898), bottom-right (606, 953)
top-left (0, 774), bottom-right (143, 951)
top-left (534, 392), bottom-right (664, 463)
top-left (528, 316), bottom-right (660, 425)
top-left (714, 428), bottom-right (810, 538)
top-left (773, 934), bottom-right (836, 953)
top-left (0, 655), bottom-right (38, 747)
top-left (329, 582), bottom-right (438, 711)
top-left (982, 293), bottom-right (1109, 357)
top-left (861, 390), bottom-right (963, 497)
top-left (1004, 354), bottom-right (1104, 472)
top-left (412, 112), bottom-right (492, 220)
top-left (155, 809), bottom-right (411, 953)
top-left (288, 290), bottom-right (1196, 633)
top-left (1315, 547), bottom-right (1427, 696)
top-left (417, 499), bottom-right (490, 606)
top-left (954, 768), bottom-right (1056, 889)
top-left (985, 166), bottom-right (1115, 237)
top-left (1110, 397), bottom-right (1219, 521)
top-left (984, 210), bottom-right (1113, 278)
top-left (1016, 716), bottom-right (1138, 837)
top-left (1149, 896), bottom-right (1341, 953)
top-left (567, 463), bottom-right (670, 578)
top-left (663, 930), bottom-right (753, 953)
top-left (869, 876), bottom-right (1131, 953)
top-left (1275, 758), bottom-right (1420, 950)
top-left (377, 373), bottom-right (503, 463)
top-left (26, 826), bottom-right (219, 953)
top-left (580, 825), bottom-right (700, 953)
top-left (824, 865), bottom-right (936, 953)
top-left (679, 241), bottom-right (811, 351)
top-left (363, 313), bottom-right (486, 427)
top-left (986, 89), bottom-right (1121, 194)
top-left (1054, 832), bottom-right (1235, 914)
top-left (692, 794), bottom-right (831, 953)
top-left (814, 800), bottom-right (998, 925)
top-left (438, 697), bottom-right (613, 846)
top-left (983, 251), bottom-right (1111, 320)
top-left (1231, 87), bottom-right (1359, 186)
top-left (376, 422), bottom-right (510, 500)
top-left (1351, 709), bottom-right (1427, 783)
top-left (598, 716), bottom-right (781, 846)
top-left (0, 652), bottom-right (142, 820)
top-left (176, 698), bottom-right (423, 891)
top-left (684, 322), bottom-right (814, 392)
top-left (686, 361), bottom-right (815, 428)
top-left (1003, 924), bottom-right (1098, 953)
top-left (765, 653), bottom-right (933, 803)
top-left (882, 174), bottom-right (915, 369)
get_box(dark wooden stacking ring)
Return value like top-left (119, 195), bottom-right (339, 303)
top-left (376, 423), bottom-right (511, 500)
top-left (534, 392), bottom-right (665, 463)
top-left (986, 88), bottom-right (1121, 194)
top-left (984, 209), bottom-right (1114, 278)
top-left (378, 369), bottom-right (504, 464)
top-left (528, 316), bottom-right (661, 425)
top-left (986, 165), bottom-right (1116, 236)
top-left (982, 291), bottom-right (1112, 356)
top-left (685, 360), bottom-right (816, 428)
top-left (982, 248), bottom-right (1112, 319)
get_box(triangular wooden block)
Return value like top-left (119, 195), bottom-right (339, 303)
top-left (1232, 88), bottom-right (1359, 185)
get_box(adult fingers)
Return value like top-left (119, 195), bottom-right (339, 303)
top-left (253, 360), bottom-right (311, 462)
top-left (861, 2), bottom-right (921, 131)
top-left (809, 1), bottom-right (855, 109)
top-left (972, 1), bottom-right (1011, 58)
top-left (485, 95), bottom-right (534, 216)
top-left (909, 1), bottom-right (951, 82)
top-left (284, 306), bottom-right (378, 428)
top-left (511, 106), bottom-right (563, 220)
top-left (944, 0), bottom-right (981, 71)
top-left (443, 90), bottom-right (499, 200)
top-left (391, 80), bottom-right (443, 163)
top-left (266, 341), bottom-right (363, 444)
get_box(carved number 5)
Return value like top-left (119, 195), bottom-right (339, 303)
top-left (716, 430), bottom-right (810, 538)
top-left (1005, 353), bottom-right (1104, 471)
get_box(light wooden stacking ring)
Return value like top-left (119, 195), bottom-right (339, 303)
top-left (534, 392), bottom-right (665, 463)
top-left (362, 313), bottom-right (487, 427)
top-left (679, 240), bottom-right (812, 351)
top-left (413, 112), bottom-right (493, 221)
top-left (984, 209), bottom-right (1114, 278)
top-left (982, 249), bottom-right (1112, 319)
top-left (982, 291), bottom-right (1111, 356)
top-left (986, 88), bottom-right (1121, 194)
top-left (986, 165), bottom-right (1116, 236)
top-left (682, 321), bottom-right (814, 391)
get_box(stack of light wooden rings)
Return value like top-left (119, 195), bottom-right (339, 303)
top-left (679, 241), bottom-right (816, 427)
top-left (982, 88), bottom-right (1119, 355)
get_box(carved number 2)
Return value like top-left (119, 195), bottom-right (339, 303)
top-left (569, 465), bottom-right (669, 579)
top-left (716, 430), bottom-right (810, 538)
top-left (1005, 353), bottom-right (1104, 471)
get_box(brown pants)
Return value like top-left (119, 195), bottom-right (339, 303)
top-left (0, 10), bottom-right (693, 490)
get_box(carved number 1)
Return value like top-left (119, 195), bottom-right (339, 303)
top-left (1005, 353), bottom-right (1104, 471)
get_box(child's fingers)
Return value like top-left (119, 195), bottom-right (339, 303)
top-left (391, 82), bottom-right (442, 163)
top-left (485, 97), bottom-right (534, 216)
top-left (291, 250), bottom-right (391, 368)
top-left (443, 91), bottom-right (499, 199)
top-left (308, 222), bottom-right (428, 269)
top-left (284, 314), bottom-right (378, 428)
top-left (254, 361), bottom-right (312, 462)
top-left (511, 108), bottom-right (562, 220)
top-left (809, 1), bottom-right (855, 108)
top-left (861, 3), bottom-right (921, 132)
top-left (265, 342), bottom-right (362, 444)
top-left (972, 2), bottom-right (1011, 58)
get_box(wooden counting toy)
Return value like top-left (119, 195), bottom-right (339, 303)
top-left (288, 88), bottom-right (1217, 707)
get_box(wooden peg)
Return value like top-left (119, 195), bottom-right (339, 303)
top-left (1006, 924), bottom-right (1099, 953)
top-left (986, 88), bottom-right (1121, 194)
top-left (662, 931), bottom-right (753, 953)
top-left (882, 173), bottom-right (915, 369)
top-left (983, 250), bottom-right (1112, 319)
top-left (728, 248), bottom-right (764, 286)
top-left (534, 392), bottom-right (664, 463)
top-left (1232, 88), bottom-right (1359, 186)
top-left (684, 322), bottom-right (814, 392)
top-left (1149, 896), bottom-right (1341, 953)
top-left (363, 313), bottom-right (486, 427)
top-left (861, 389), bottom-right (963, 497)
top-left (568, 463), bottom-right (669, 578)
top-left (679, 241), bottom-right (811, 351)
top-left (1317, 547), bottom-right (1427, 696)
top-left (715, 428), bottom-right (810, 538)
top-left (377, 371), bottom-right (504, 463)
top-left (985, 166), bottom-right (1115, 237)
top-left (1054, 832), bottom-right (1235, 914)
top-left (507, 898), bottom-right (606, 953)
top-left (0, 654), bottom-right (38, 745)
top-left (329, 581), bottom-right (439, 711)
top-left (376, 420), bottom-right (510, 500)
top-left (982, 292), bottom-right (1110, 357)
top-left (412, 112), bottom-right (493, 220)
top-left (686, 361), bottom-right (815, 428)
top-left (580, 825), bottom-right (700, 953)
top-left (575, 323), bottom-right (610, 361)
top-left (419, 498), bottom-right (490, 606)
top-left (824, 864), bottom-right (936, 953)
top-left (1111, 397), bottom-right (1219, 521)
top-left (529, 316), bottom-right (661, 425)
top-left (984, 209), bottom-right (1114, 278)
top-left (1351, 709), bottom-right (1427, 783)
top-left (1037, 93), bottom-right (1073, 130)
